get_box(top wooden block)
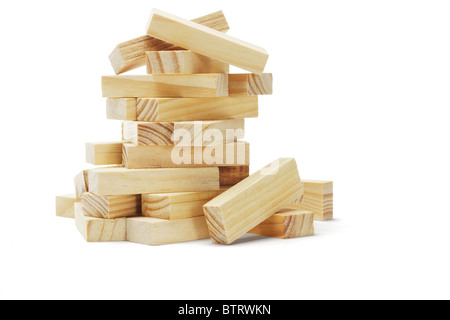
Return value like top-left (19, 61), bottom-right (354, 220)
top-left (146, 9), bottom-right (269, 75)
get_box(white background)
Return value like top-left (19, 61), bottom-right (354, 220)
top-left (1, 0), bottom-right (449, 300)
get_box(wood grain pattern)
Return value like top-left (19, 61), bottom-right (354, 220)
top-left (299, 180), bottom-right (333, 221)
top-left (56, 194), bottom-right (80, 218)
top-left (82, 193), bottom-right (141, 219)
top-left (85, 142), bottom-right (123, 166)
top-left (109, 11), bottom-right (229, 74)
top-left (203, 158), bottom-right (303, 245)
top-left (219, 166), bottom-right (249, 186)
top-left (106, 98), bottom-right (137, 120)
top-left (229, 74), bottom-right (273, 96)
top-left (146, 9), bottom-right (268, 74)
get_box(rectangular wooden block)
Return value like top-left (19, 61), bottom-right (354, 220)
top-left (219, 166), bottom-right (250, 186)
top-left (229, 74), bottom-right (273, 96)
top-left (142, 189), bottom-right (226, 220)
top-left (203, 158), bottom-right (303, 245)
top-left (146, 9), bottom-right (268, 74)
top-left (127, 216), bottom-right (210, 246)
top-left (249, 205), bottom-right (314, 239)
top-left (106, 98), bottom-right (137, 120)
top-left (74, 170), bottom-right (89, 198)
top-left (300, 180), bottom-right (333, 221)
top-left (122, 119), bottom-right (244, 146)
top-left (109, 11), bottom-right (230, 74)
top-left (56, 194), bottom-right (80, 218)
top-left (82, 193), bottom-right (141, 219)
top-left (74, 203), bottom-right (127, 242)
top-left (102, 74), bottom-right (228, 98)
top-left (123, 142), bottom-right (249, 169)
top-left (85, 142), bottom-right (123, 165)
top-left (87, 167), bottom-right (220, 196)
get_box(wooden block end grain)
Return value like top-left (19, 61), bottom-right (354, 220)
top-left (300, 180), bottom-right (334, 221)
top-left (82, 193), bottom-right (141, 219)
top-left (56, 194), bottom-right (80, 218)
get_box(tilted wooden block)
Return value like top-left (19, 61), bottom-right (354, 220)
top-left (87, 167), bottom-right (220, 196)
top-left (122, 119), bottom-right (244, 146)
top-left (249, 205), bottom-right (314, 239)
top-left (229, 74), bottom-right (273, 96)
top-left (123, 141), bottom-right (249, 169)
top-left (299, 180), bottom-right (333, 221)
top-left (82, 193), bottom-right (141, 219)
top-left (106, 98), bottom-right (136, 120)
top-left (85, 142), bottom-right (123, 166)
top-left (74, 170), bottom-right (89, 198)
top-left (142, 189), bottom-right (226, 220)
top-left (74, 203), bottom-right (127, 242)
top-left (109, 11), bottom-right (229, 74)
top-left (203, 158), bottom-right (303, 245)
top-left (219, 166), bottom-right (250, 186)
top-left (146, 9), bottom-right (269, 75)
top-left (56, 194), bottom-right (80, 218)
top-left (127, 216), bottom-right (210, 246)
top-left (102, 74), bottom-right (228, 98)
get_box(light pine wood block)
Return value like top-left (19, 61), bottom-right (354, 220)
top-left (102, 74), bottom-right (228, 98)
top-left (219, 166), bottom-right (250, 186)
top-left (203, 158), bottom-right (303, 245)
top-left (56, 194), bottom-right (80, 218)
top-left (142, 189), bottom-right (226, 220)
top-left (87, 167), bottom-right (220, 196)
top-left (74, 203), bottom-right (127, 242)
top-left (106, 98), bottom-right (137, 120)
top-left (85, 142), bottom-right (123, 166)
top-left (109, 11), bottom-right (230, 74)
top-left (146, 9), bottom-right (269, 75)
top-left (122, 119), bottom-right (244, 146)
top-left (300, 180), bottom-right (334, 221)
top-left (74, 170), bottom-right (89, 198)
top-left (123, 142), bottom-right (249, 169)
top-left (127, 216), bottom-right (210, 246)
top-left (229, 74), bottom-right (273, 96)
top-left (249, 205), bottom-right (314, 239)
top-left (82, 193), bottom-right (141, 219)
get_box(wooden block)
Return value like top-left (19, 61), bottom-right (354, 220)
top-left (74, 170), bottom-right (89, 198)
top-left (109, 11), bottom-right (230, 74)
top-left (87, 167), bottom-right (220, 196)
top-left (85, 142), bottom-right (123, 165)
top-left (299, 180), bottom-right (333, 221)
top-left (102, 74), bottom-right (228, 98)
top-left (82, 193), bottom-right (141, 219)
top-left (146, 9), bottom-right (269, 75)
top-left (106, 98), bottom-right (137, 120)
top-left (74, 203), bottom-right (127, 242)
top-left (142, 189), bottom-right (226, 220)
top-left (229, 74), bottom-right (273, 96)
top-left (127, 216), bottom-right (210, 246)
top-left (56, 194), bottom-right (80, 218)
top-left (219, 166), bottom-right (250, 186)
top-left (123, 141), bottom-right (249, 169)
top-left (203, 158), bottom-right (303, 245)
top-left (248, 205), bottom-right (314, 239)
top-left (122, 119), bottom-right (244, 146)
top-left (146, 50), bottom-right (229, 74)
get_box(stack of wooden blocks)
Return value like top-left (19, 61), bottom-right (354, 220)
top-left (55, 9), bottom-right (334, 246)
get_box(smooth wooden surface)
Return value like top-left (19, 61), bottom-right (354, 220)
top-left (219, 166), bottom-right (250, 186)
top-left (82, 193), bottom-right (141, 219)
top-left (203, 158), bottom-right (303, 245)
top-left (85, 142), bottom-right (123, 165)
top-left (74, 170), bottom-right (89, 198)
top-left (229, 74), bottom-right (273, 96)
top-left (299, 180), bottom-right (334, 221)
top-left (106, 98), bottom-right (137, 120)
top-left (146, 9), bottom-right (268, 74)
top-left (109, 11), bottom-right (229, 74)
top-left (102, 74), bottom-right (228, 98)
top-left (56, 194), bottom-right (80, 218)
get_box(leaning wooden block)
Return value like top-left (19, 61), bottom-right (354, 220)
top-left (106, 98), bottom-right (137, 120)
top-left (127, 216), bottom-right (210, 246)
top-left (219, 166), bottom-right (249, 186)
top-left (109, 11), bottom-right (230, 74)
top-left (300, 180), bottom-right (333, 221)
top-left (85, 142), bottom-right (123, 165)
top-left (122, 119), bottom-right (244, 146)
top-left (203, 158), bottom-right (303, 245)
top-left (82, 193), bottom-right (141, 219)
top-left (229, 74), bottom-right (273, 96)
top-left (146, 9), bottom-right (269, 75)
top-left (74, 170), bottom-right (89, 198)
top-left (102, 74), bottom-right (228, 98)
top-left (249, 205), bottom-right (314, 239)
top-left (56, 194), bottom-right (80, 218)
top-left (74, 203), bottom-right (127, 242)
top-left (87, 167), bottom-right (220, 196)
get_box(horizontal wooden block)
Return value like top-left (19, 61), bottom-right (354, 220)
top-left (106, 98), bottom-right (136, 120)
top-left (87, 167), bottom-right (220, 196)
top-left (109, 11), bottom-right (229, 74)
top-left (142, 189), bottom-right (226, 220)
top-left (82, 193), bottom-right (141, 219)
top-left (85, 142), bottom-right (123, 165)
top-left (102, 74), bottom-right (228, 98)
top-left (56, 194), bottom-right (80, 218)
top-left (122, 119), bottom-right (244, 146)
top-left (146, 9), bottom-right (268, 74)
top-left (203, 158), bottom-right (303, 245)
top-left (74, 203), bottom-right (127, 242)
top-left (127, 216), bottom-right (210, 246)
top-left (249, 205), bottom-right (314, 239)
top-left (123, 142), bottom-right (249, 169)
top-left (146, 50), bottom-right (229, 74)
top-left (300, 180), bottom-right (333, 221)
top-left (219, 166), bottom-right (250, 186)
top-left (229, 74), bottom-right (273, 96)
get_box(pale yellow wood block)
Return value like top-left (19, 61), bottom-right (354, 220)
top-left (74, 170), bottom-right (89, 198)
top-left (229, 74), bottom-right (273, 96)
top-left (299, 180), bottom-right (334, 221)
top-left (82, 193), bottom-right (141, 219)
top-left (106, 98), bottom-right (137, 120)
top-left (56, 194), bottom-right (80, 218)
top-left (85, 142), bottom-right (123, 166)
